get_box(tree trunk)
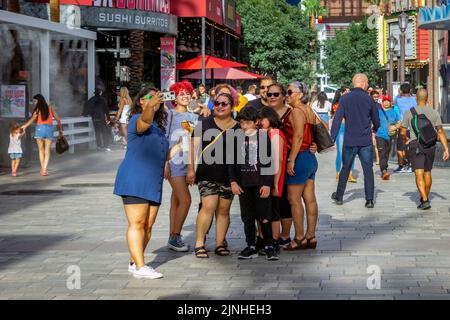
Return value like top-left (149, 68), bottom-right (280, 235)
top-left (129, 30), bottom-right (145, 95)
top-left (50, 0), bottom-right (60, 23)
top-left (7, 0), bottom-right (20, 12)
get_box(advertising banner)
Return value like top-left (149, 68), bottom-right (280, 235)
top-left (160, 38), bottom-right (176, 91)
top-left (0, 85), bottom-right (26, 118)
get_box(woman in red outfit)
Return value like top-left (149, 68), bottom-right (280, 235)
top-left (284, 82), bottom-right (319, 250)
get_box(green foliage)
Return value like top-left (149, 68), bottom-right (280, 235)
top-left (237, 0), bottom-right (317, 85)
top-left (323, 20), bottom-right (382, 87)
top-left (302, 0), bottom-right (328, 18)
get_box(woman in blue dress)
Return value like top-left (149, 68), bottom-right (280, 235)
top-left (114, 87), bottom-right (168, 280)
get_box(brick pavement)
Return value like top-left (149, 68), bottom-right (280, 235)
top-left (0, 148), bottom-right (450, 300)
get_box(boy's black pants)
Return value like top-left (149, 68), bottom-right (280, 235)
top-left (239, 186), bottom-right (273, 247)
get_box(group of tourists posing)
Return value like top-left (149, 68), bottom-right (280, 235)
top-left (113, 74), bottom-right (449, 280)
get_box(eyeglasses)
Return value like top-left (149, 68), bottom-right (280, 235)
top-left (142, 94), bottom-right (153, 100)
top-left (267, 92), bottom-right (281, 98)
top-left (260, 85), bottom-right (270, 90)
top-left (286, 90), bottom-right (300, 97)
top-left (214, 101), bottom-right (231, 108)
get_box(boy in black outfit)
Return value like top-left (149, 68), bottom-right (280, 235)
top-left (228, 107), bottom-right (277, 260)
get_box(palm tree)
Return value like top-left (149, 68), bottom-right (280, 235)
top-left (50, 0), bottom-right (60, 23)
top-left (302, 0), bottom-right (328, 30)
top-left (129, 30), bottom-right (145, 95)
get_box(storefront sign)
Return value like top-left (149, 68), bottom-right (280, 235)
top-left (0, 85), bottom-right (26, 118)
top-left (223, 0), bottom-right (236, 30)
top-left (160, 37), bottom-right (176, 91)
top-left (80, 6), bottom-right (177, 34)
top-left (61, 0), bottom-right (171, 14)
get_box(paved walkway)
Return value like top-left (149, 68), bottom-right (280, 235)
top-left (1, 147), bottom-right (450, 300)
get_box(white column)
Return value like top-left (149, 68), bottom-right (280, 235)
top-left (87, 39), bottom-right (95, 99)
top-left (40, 31), bottom-right (50, 100)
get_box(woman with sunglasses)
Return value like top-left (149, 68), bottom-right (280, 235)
top-left (164, 81), bottom-right (199, 253)
top-left (113, 87), bottom-right (167, 279)
top-left (187, 93), bottom-right (240, 258)
top-left (284, 82), bottom-right (319, 250)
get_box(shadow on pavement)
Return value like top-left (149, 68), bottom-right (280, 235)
top-left (0, 234), bottom-right (72, 270)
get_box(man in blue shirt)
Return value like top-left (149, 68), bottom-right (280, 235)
top-left (395, 83), bottom-right (416, 173)
top-left (376, 95), bottom-right (401, 180)
top-left (330, 74), bottom-right (380, 208)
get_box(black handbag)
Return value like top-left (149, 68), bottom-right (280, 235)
top-left (56, 134), bottom-right (69, 154)
top-left (311, 110), bottom-right (334, 153)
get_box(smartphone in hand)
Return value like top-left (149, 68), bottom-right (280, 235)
top-left (161, 91), bottom-right (176, 102)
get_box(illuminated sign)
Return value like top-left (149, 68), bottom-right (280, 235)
top-left (60, 0), bottom-right (171, 14)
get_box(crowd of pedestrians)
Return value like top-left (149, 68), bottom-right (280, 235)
top-left (6, 73), bottom-right (447, 281)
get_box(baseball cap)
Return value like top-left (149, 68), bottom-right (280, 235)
top-left (382, 95), bottom-right (392, 102)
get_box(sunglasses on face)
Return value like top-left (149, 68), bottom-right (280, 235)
top-left (286, 90), bottom-right (300, 97)
top-left (214, 101), bottom-right (231, 108)
top-left (260, 85), bottom-right (270, 90)
top-left (267, 92), bottom-right (282, 98)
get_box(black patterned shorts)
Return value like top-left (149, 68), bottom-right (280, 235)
top-left (198, 181), bottom-right (234, 200)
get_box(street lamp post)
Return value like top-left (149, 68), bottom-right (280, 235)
top-left (388, 35), bottom-right (397, 97)
top-left (398, 11), bottom-right (408, 84)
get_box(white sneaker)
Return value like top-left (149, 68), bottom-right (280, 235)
top-left (128, 262), bottom-right (136, 273)
top-left (104, 147), bottom-right (112, 152)
top-left (133, 266), bottom-right (163, 279)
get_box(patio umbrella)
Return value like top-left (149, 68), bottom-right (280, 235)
top-left (177, 55), bottom-right (247, 70)
top-left (182, 68), bottom-right (263, 80)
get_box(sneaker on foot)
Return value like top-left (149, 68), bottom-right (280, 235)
top-left (132, 266), bottom-right (163, 279)
top-left (255, 237), bottom-right (265, 255)
top-left (404, 166), bottom-right (413, 173)
top-left (104, 147), bottom-right (112, 152)
top-left (394, 166), bottom-right (404, 173)
top-left (331, 192), bottom-right (343, 205)
top-left (128, 262), bottom-right (136, 273)
top-left (278, 237), bottom-right (291, 249)
top-left (417, 200), bottom-right (431, 210)
top-left (265, 246), bottom-right (279, 261)
top-left (381, 171), bottom-right (390, 180)
top-left (238, 246), bottom-right (258, 260)
top-left (168, 234), bottom-right (189, 252)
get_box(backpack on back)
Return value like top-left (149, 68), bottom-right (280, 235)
top-left (410, 107), bottom-right (438, 149)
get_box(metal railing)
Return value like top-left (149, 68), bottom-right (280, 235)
top-left (52, 117), bottom-right (96, 154)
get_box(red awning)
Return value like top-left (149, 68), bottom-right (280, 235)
top-left (182, 68), bottom-right (263, 80)
top-left (177, 55), bottom-right (247, 70)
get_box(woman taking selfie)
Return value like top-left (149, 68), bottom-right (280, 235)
top-left (114, 87), bottom-right (167, 279)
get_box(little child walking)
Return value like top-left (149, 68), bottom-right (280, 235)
top-left (8, 122), bottom-right (25, 177)
top-left (228, 106), bottom-right (277, 261)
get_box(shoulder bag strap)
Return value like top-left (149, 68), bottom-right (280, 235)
top-left (409, 107), bottom-right (420, 140)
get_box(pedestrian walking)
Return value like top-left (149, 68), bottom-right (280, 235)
top-left (21, 94), bottom-right (63, 176)
top-left (165, 81), bottom-right (199, 252)
top-left (115, 87), bottom-right (132, 149)
top-left (311, 92), bottom-right (332, 125)
top-left (83, 88), bottom-right (112, 151)
top-left (370, 90), bottom-right (381, 166)
top-left (331, 89), bottom-right (357, 183)
top-left (228, 107), bottom-right (277, 260)
top-left (113, 87), bottom-right (167, 279)
top-left (8, 121), bottom-right (25, 177)
top-left (375, 95), bottom-right (401, 180)
top-left (330, 74), bottom-right (380, 208)
top-left (188, 92), bottom-right (240, 258)
top-left (395, 83), bottom-right (417, 173)
top-left (284, 82), bottom-right (319, 250)
top-left (400, 88), bottom-right (449, 210)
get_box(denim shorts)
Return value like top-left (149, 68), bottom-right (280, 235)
top-left (35, 124), bottom-right (54, 140)
top-left (285, 150), bottom-right (318, 185)
top-left (9, 153), bottom-right (23, 160)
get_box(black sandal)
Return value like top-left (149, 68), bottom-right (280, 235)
top-left (306, 236), bottom-right (317, 249)
top-left (284, 237), bottom-right (308, 251)
top-left (214, 245), bottom-right (230, 256)
top-left (194, 246), bottom-right (209, 258)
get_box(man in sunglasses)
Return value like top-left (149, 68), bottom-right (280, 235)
top-left (245, 77), bottom-right (275, 110)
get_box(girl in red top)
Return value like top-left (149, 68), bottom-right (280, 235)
top-left (22, 94), bottom-right (63, 176)
top-left (258, 106), bottom-right (287, 251)
top-left (284, 82), bottom-right (319, 251)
